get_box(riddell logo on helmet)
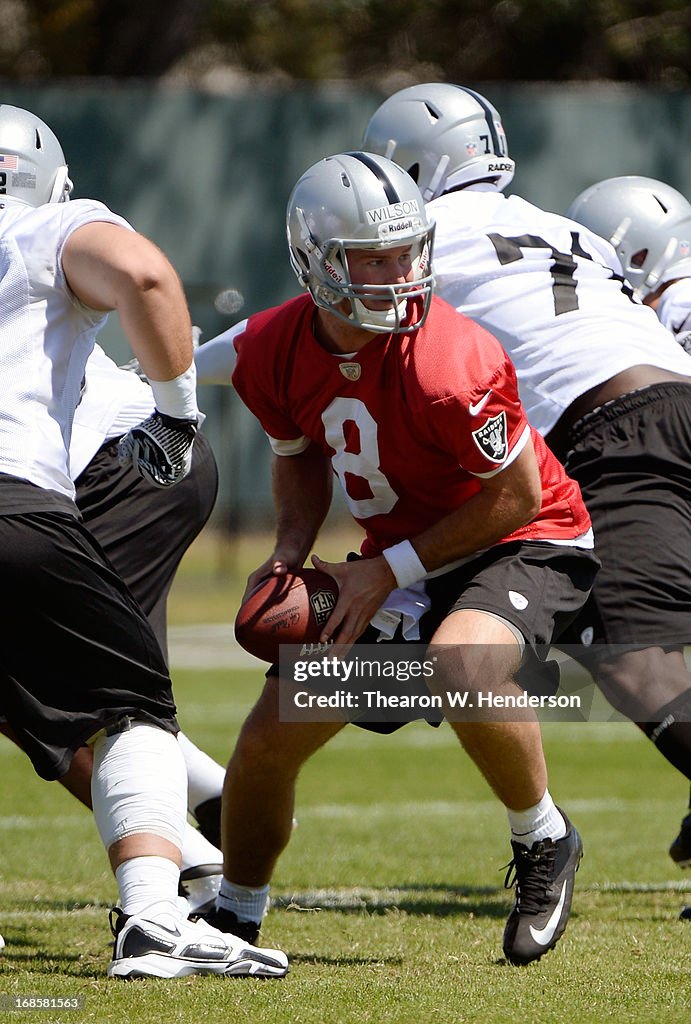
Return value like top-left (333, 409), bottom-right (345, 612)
top-left (367, 200), bottom-right (420, 223)
top-left (488, 162), bottom-right (512, 172)
top-left (323, 260), bottom-right (343, 283)
top-left (379, 217), bottom-right (422, 239)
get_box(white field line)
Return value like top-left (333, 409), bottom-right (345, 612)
top-left (168, 624), bottom-right (261, 669)
top-left (167, 628), bottom-right (646, 742)
top-left (300, 797), bottom-right (670, 819)
top-left (3, 880), bottom-right (689, 925)
top-left (0, 709), bottom-right (643, 745)
top-left (0, 815), bottom-right (90, 828)
top-left (273, 881), bottom-right (691, 910)
top-left (0, 795), bottom-right (675, 831)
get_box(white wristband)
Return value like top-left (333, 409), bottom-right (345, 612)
top-left (382, 540), bottom-right (427, 589)
top-left (149, 362), bottom-right (199, 421)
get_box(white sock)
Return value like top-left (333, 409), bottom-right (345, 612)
top-left (180, 822), bottom-right (222, 871)
top-left (217, 879), bottom-right (270, 923)
top-left (507, 789), bottom-right (566, 847)
top-left (115, 856), bottom-right (180, 917)
top-left (177, 731), bottom-right (225, 814)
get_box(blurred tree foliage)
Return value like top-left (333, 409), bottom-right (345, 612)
top-left (1, 0), bottom-right (690, 84)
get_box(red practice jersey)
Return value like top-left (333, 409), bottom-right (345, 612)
top-left (233, 294), bottom-right (591, 560)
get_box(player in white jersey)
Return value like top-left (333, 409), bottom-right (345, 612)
top-left (363, 84), bottom-right (691, 881)
top-left (565, 176), bottom-right (691, 357)
top-left (565, 174), bottom-right (691, 891)
top-left (0, 344), bottom-right (226, 912)
top-left (0, 104), bottom-right (287, 979)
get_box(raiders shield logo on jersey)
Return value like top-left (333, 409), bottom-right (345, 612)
top-left (472, 411), bottom-right (508, 463)
top-left (339, 362), bottom-right (361, 381)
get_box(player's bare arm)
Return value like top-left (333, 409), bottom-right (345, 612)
top-left (61, 221), bottom-right (194, 381)
top-left (412, 439), bottom-right (542, 573)
top-left (316, 440), bottom-right (541, 646)
top-left (244, 444), bottom-right (333, 599)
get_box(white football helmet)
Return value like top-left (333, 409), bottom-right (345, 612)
top-left (566, 176), bottom-right (691, 298)
top-left (362, 83), bottom-right (515, 202)
top-left (0, 105), bottom-right (72, 207)
top-left (287, 151), bottom-right (435, 332)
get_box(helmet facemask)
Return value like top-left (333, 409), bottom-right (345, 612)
top-left (309, 232), bottom-right (434, 332)
top-left (288, 152), bottom-right (435, 333)
top-left (48, 166), bottom-right (73, 204)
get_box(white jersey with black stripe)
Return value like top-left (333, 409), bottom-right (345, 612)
top-left (430, 185), bottom-right (691, 435)
top-left (0, 197), bottom-right (132, 497)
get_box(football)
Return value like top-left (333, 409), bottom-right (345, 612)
top-left (234, 568), bottom-right (339, 663)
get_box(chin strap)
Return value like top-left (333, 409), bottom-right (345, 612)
top-left (350, 296), bottom-right (408, 330)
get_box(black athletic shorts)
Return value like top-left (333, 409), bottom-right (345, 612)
top-left (552, 382), bottom-right (691, 658)
top-left (75, 431), bottom-right (218, 659)
top-left (0, 510), bottom-right (178, 780)
top-left (273, 539), bottom-right (598, 733)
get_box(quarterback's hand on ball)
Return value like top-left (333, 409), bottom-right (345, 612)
top-left (311, 553), bottom-right (395, 646)
top-left (118, 410), bottom-right (198, 488)
top-left (242, 545), bottom-right (306, 602)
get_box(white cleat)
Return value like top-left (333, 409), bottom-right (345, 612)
top-left (107, 907), bottom-right (288, 980)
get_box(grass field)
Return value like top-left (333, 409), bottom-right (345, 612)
top-left (1, 529), bottom-right (690, 1022)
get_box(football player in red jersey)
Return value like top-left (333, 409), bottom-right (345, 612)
top-left (198, 151), bottom-right (599, 967)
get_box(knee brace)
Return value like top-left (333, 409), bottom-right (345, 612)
top-left (91, 723), bottom-right (187, 850)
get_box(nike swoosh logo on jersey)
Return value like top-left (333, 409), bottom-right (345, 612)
top-left (469, 391), bottom-right (492, 415)
top-left (528, 881), bottom-right (567, 946)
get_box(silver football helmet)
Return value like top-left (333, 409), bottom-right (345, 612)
top-left (362, 83), bottom-right (515, 202)
top-left (287, 151), bottom-right (435, 332)
top-left (0, 105), bottom-right (72, 207)
top-left (566, 176), bottom-right (691, 298)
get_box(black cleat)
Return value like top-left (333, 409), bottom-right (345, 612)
top-left (679, 905), bottom-right (691, 921)
top-left (193, 796), bottom-right (222, 850)
top-left (502, 811), bottom-right (583, 966)
top-left (198, 906), bottom-right (261, 945)
top-left (669, 811), bottom-right (691, 868)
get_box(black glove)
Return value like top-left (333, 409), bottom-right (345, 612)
top-left (118, 411), bottom-right (198, 488)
